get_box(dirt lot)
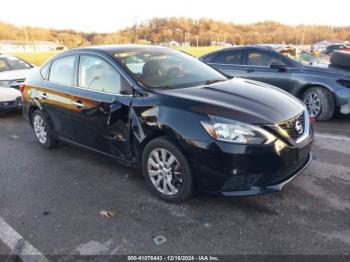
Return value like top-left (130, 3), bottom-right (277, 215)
top-left (0, 111), bottom-right (349, 259)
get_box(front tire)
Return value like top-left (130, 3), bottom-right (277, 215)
top-left (302, 86), bottom-right (335, 121)
top-left (142, 137), bottom-right (194, 203)
top-left (31, 110), bottom-right (57, 149)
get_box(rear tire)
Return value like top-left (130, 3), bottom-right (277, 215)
top-left (142, 136), bottom-right (194, 203)
top-left (31, 110), bottom-right (57, 149)
top-left (302, 86), bottom-right (335, 121)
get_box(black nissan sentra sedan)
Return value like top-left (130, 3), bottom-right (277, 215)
top-left (22, 45), bottom-right (313, 202)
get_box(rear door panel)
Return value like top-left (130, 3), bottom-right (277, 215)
top-left (69, 54), bottom-right (133, 160)
top-left (70, 88), bottom-right (132, 159)
top-left (37, 83), bottom-right (75, 140)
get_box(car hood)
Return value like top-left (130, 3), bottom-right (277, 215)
top-left (0, 68), bottom-right (37, 81)
top-left (0, 87), bottom-right (21, 102)
top-left (158, 78), bottom-right (305, 124)
top-left (301, 64), bottom-right (350, 78)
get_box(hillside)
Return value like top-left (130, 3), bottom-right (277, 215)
top-left (0, 17), bottom-right (349, 48)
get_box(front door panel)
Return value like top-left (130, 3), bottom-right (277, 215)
top-left (240, 66), bottom-right (295, 92)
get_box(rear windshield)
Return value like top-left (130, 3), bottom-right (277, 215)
top-left (114, 48), bottom-right (227, 89)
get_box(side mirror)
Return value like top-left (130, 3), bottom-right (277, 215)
top-left (270, 61), bottom-right (287, 71)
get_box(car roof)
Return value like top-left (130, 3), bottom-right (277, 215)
top-left (62, 44), bottom-right (173, 56)
top-left (200, 45), bottom-right (275, 58)
top-left (216, 45), bottom-right (270, 51)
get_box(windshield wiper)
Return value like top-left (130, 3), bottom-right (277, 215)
top-left (204, 79), bottom-right (226, 85)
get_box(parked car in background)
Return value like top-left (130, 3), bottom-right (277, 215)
top-left (200, 46), bottom-right (350, 121)
top-left (22, 45), bottom-right (312, 202)
top-left (311, 45), bottom-right (326, 56)
top-left (324, 44), bottom-right (350, 55)
top-left (257, 44), bottom-right (297, 57)
top-left (0, 55), bottom-right (36, 115)
top-left (0, 55), bottom-right (36, 89)
top-left (0, 87), bottom-right (22, 115)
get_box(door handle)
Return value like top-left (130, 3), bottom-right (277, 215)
top-left (40, 93), bottom-right (48, 99)
top-left (73, 101), bottom-right (85, 108)
top-left (246, 69), bottom-right (255, 73)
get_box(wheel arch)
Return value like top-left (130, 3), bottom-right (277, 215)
top-left (28, 105), bottom-right (40, 127)
top-left (134, 127), bottom-right (188, 170)
top-left (298, 84), bottom-right (336, 121)
top-left (297, 83), bottom-right (335, 99)
top-left (27, 105), bottom-right (55, 133)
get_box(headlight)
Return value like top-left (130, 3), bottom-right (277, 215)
top-left (0, 80), bottom-right (11, 87)
top-left (201, 116), bottom-right (276, 144)
top-left (337, 79), bottom-right (350, 88)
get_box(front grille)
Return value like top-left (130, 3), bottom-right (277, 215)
top-left (0, 101), bottom-right (15, 106)
top-left (0, 97), bottom-right (21, 107)
top-left (221, 153), bottom-right (310, 192)
top-left (257, 155), bottom-right (309, 186)
top-left (278, 113), bottom-right (305, 141)
top-left (221, 173), bottom-right (261, 191)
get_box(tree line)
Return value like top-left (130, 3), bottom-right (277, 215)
top-left (0, 17), bottom-right (349, 48)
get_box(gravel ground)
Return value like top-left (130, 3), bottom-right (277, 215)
top-left (0, 111), bottom-right (349, 258)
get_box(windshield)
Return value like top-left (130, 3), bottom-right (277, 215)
top-left (114, 48), bottom-right (227, 88)
top-left (293, 51), bottom-right (321, 65)
top-left (0, 56), bottom-right (32, 72)
top-left (286, 51), bottom-right (331, 65)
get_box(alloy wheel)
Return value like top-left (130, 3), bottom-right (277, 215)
top-left (33, 114), bottom-right (47, 144)
top-left (147, 148), bottom-right (183, 196)
top-left (303, 91), bottom-right (321, 117)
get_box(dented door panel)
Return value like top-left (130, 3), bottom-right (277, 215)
top-left (69, 87), bottom-right (132, 159)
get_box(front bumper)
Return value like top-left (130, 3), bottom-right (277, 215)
top-left (0, 97), bottom-right (22, 113)
top-left (335, 87), bottom-right (350, 114)
top-left (181, 133), bottom-right (313, 196)
top-left (221, 152), bottom-right (312, 196)
top-left (340, 98), bottom-right (350, 114)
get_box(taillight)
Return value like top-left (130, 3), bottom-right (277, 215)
top-left (19, 84), bottom-right (25, 94)
top-left (309, 116), bottom-right (316, 123)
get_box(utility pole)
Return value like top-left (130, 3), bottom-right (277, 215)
top-left (132, 17), bottom-right (138, 44)
top-left (186, 19), bottom-right (190, 47)
top-left (301, 26), bottom-right (306, 46)
top-left (24, 26), bottom-right (29, 51)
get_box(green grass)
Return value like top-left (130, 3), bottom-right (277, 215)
top-left (174, 46), bottom-right (222, 57)
top-left (11, 46), bottom-right (223, 66)
top-left (10, 51), bottom-right (57, 66)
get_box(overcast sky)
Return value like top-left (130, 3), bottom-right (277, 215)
top-left (1, 0), bottom-right (349, 33)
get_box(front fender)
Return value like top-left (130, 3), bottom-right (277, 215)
top-left (129, 102), bottom-right (211, 165)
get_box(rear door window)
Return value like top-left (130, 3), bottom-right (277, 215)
top-left (213, 51), bottom-right (243, 65)
top-left (49, 56), bottom-right (76, 85)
